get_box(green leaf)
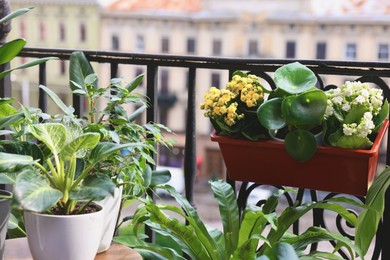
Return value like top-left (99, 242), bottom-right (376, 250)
top-left (0, 57), bottom-right (58, 79)
top-left (142, 164), bottom-right (152, 188)
top-left (373, 99), bottom-right (389, 133)
top-left (7, 213), bottom-right (19, 230)
top-left (162, 185), bottom-right (223, 259)
top-left (344, 105), bottom-right (369, 124)
top-left (14, 168), bottom-right (62, 212)
top-left (284, 227), bottom-right (361, 259)
top-left (39, 85), bottom-right (75, 115)
top-left (334, 134), bottom-right (372, 149)
top-left (0, 112), bottom-right (24, 129)
top-left (89, 142), bottom-right (144, 166)
top-left (0, 39), bottom-right (26, 65)
top-left (69, 51), bottom-right (96, 92)
top-left (0, 152), bottom-right (33, 172)
top-left (285, 130), bottom-right (317, 162)
top-left (232, 70), bottom-right (248, 77)
top-left (125, 74), bottom-right (144, 93)
top-left (257, 98), bottom-right (286, 130)
top-left (128, 105), bottom-right (147, 122)
top-left (0, 141), bottom-right (43, 164)
top-left (150, 169), bottom-right (172, 187)
top-left (210, 179), bottom-right (240, 258)
top-left (356, 167), bottom-right (390, 255)
top-left (284, 90), bottom-right (327, 127)
top-left (70, 173), bottom-right (115, 201)
top-left (268, 242), bottom-right (299, 260)
top-left (0, 7), bottom-right (32, 24)
top-left (60, 132), bottom-right (100, 161)
top-left (29, 123), bottom-right (67, 156)
top-left (274, 62), bottom-right (317, 94)
top-left (146, 203), bottom-right (211, 259)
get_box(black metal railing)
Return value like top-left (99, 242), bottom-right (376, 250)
top-left (2, 47), bottom-right (390, 259)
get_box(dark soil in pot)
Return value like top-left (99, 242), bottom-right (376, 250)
top-left (49, 202), bottom-right (102, 215)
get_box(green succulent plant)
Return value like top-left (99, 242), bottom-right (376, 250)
top-left (257, 62), bottom-right (327, 162)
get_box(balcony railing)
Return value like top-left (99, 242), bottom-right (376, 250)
top-left (1, 47), bottom-right (390, 259)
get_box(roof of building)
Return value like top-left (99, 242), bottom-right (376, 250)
top-left (108, 0), bottom-right (202, 13)
top-left (10, 0), bottom-right (100, 5)
top-left (311, 0), bottom-right (390, 16)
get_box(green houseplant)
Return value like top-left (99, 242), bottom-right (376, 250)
top-left (41, 50), bottom-right (173, 251)
top-left (115, 173), bottom-right (390, 260)
top-left (256, 62), bottom-right (327, 162)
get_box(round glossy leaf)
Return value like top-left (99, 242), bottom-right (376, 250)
top-left (274, 62), bottom-right (317, 94)
top-left (257, 98), bottom-right (286, 130)
top-left (287, 90), bottom-right (327, 126)
top-left (285, 130), bottom-right (317, 162)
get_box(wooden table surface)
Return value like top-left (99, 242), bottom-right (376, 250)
top-left (4, 237), bottom-right (142, 260)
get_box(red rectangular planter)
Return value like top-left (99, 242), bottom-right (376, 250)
top-left (211, 119), bottom-right (389, 196)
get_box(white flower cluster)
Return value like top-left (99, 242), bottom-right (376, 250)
top-left (325, 81), bottom-right (384, 138)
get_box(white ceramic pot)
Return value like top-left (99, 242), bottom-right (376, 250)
top-left (24, 205), bottom-right (104, 260)
top-left (97, 186), bottom-right (123, 253)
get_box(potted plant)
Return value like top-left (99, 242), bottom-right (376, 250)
top-left (38, 50), bottom-right (173, 252)
top-left (1, 106), bottom-right (146, 260)
top-left (203, 62), bottom-right (389, 196)
top-left (115, 172), bottom-right (390, 259)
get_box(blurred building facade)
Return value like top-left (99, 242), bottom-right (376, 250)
top-left (7, 0), bottom-right (390, 177)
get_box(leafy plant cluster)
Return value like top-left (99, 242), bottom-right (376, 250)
top-left (0, 50), bottom-right (172, 215)
top-left (116, 171), bottom-right (390, 260)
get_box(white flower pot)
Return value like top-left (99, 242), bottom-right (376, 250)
top-left (97, 186), bottom-right (123, 253)
top-left (24, 205), bottom-right (104, 260)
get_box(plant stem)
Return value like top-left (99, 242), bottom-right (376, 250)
top-left (35, 162), bottom-right (56, 187)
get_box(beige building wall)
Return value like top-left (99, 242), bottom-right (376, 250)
top-left (8, 0), bottom-right (101, 112)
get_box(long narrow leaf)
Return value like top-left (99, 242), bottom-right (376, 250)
top-left (210, 179), bottom-right (240, 258)
top-left (355, 167), bottom-right (390, 255)
top-left (0, 7), bottom-right (32, 24)
top-left (146, 203), bottom-right (212, 259)
top-left (284, 226), bottom-right (361, 259)
top-left (0, 57), bottom-right (58, 79)
top-left (69, 51), bottom-right (96, 92)
top-left (163, 185), bottom-right (223, 259)
top-left (39, 85), bottom-right (75, 115)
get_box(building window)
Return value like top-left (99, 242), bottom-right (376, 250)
top-left (80, 23), bottom-right (86, 42)
top-left (212, 39), bottom-right (222, 56)
top-left (211, 73), bottom-right (220, 89)
top-left (135, 67), bottom-right (144, 87)
top-left (286, 41), bottom-right (296, 58)
top-left (345, 43), bottom-right (357, 60)
top-left (112, 35), bottom-right (120, 50)
top-left (59, 22), bottom-right (66, 41)
top-left (135, 35), bottom-right (145, 52)
top-left (378, 44), bottom-right (389, 61)
top-left (60, 60), bottom-right (66, 75)
top-left (187, 38), bottom-right (196, 54)
top-left (20, 21), bottom-right (26, 38)
top-left (161, 37), bottom-right (169, 53)
top-left (39, 21), bottom-right (46, 41)
top-left (248, 40), bottom-right (259, 56)
top-left (316, 42), bottom-right (326, 59)
top-left (160, 69), bottom-right (169, 93)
